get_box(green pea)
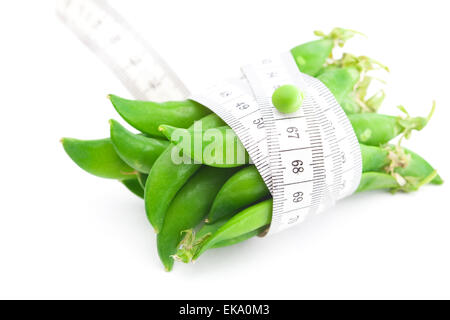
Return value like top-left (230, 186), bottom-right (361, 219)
top-left (121, 178), bottom-right (144, 199)
top-left (159, 125), bottom-right (249, 168)
top-left (109, 94), bottom-right (211, 138)
top-left (61, 137), bottom-right (136, 180)
top-left (157, 166), bottom-right (238, 271)
top-left (145, 114), bottom-right (226, 233)
top-left (110, 119), bottom-right (169, 173)
top-left (207, 166), bottom-right (271, 224)
top-left (272, 85), bottom-right (304, 114)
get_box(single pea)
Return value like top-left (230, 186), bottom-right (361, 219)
top-left (272, 84), bottom-right (304, 114)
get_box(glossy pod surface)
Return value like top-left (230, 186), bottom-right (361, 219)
top-left (355, 172), bottom-right (399, 193)
top-left (290, 39), bottom-right (334, 76)
top-left (207, 166), bottom-right (271, 224)
top-left (192, 199), bottom-right (273, 261)
top-left (204, 144), bottom-right (439, 224)
top-left (290, 28), bottom-right (360, 76)
top-left (145, 114), bottom-right (226, 233)
top-left (396, 148), bottom-right (443, 185)
top-left (349, 114), bottom-right (403, 146)
top-left (159, 125), bottom-right (249, 168)
top-left (198, 217), bottom-right (263, 249)
top-left (317, 67), bottom-right (360, 114)
top-left (360, 144), bottom-right (389, 172)
top-left (110, 119), bottom-right (169, 173)
top-left (109, 95), bottom-right (211, 138)
top-left (180, 169), bottom-right (419, 260)
top-left (157, 166), bottom-right (237, 271)
top-left (61, 138), bottom-right (136, 180)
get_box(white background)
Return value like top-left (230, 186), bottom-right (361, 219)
top-left (0, 0), bottom-right (449, 299)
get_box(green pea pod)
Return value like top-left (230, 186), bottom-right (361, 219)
top-left (316, 67), bottom-right (361, 113)
top-left (191, 199), bottom-right (273, 261)
top-left (121, 178), bottom-right (144, 199)
top-left (110, 119), bottom-right (169, 173)
top-left (291, 39), bottom-right (334, 76)
top-left (348, 113), bottom-right (429, 146)
top-left (205, 145), bottom-right (389, 224)
top-left (395, 148), bottom-right (443, 185)
top-left (212, 230), bottom-right (261, 248)
top-left (324, 53), bottom-right (389, 113)
top-left (61, 137), bottom-right (136, 179)
top-left (355, 172), bottom-right (399, 193)
top-left (159, 125), bottom-right (249, 168)
top-left (157, 166), bottom-right (238, 271)
top-left (174, 218), bottom-right (252, 263)
top-left (207, 166), bottom-right (271, 224)
top-left (160, 114), bottom-right (400, 171)
top-left (198, 217), bottom-right (263, 249)
top-left (145, 114), bottom-right (226, 233)
top-left (108, 94), bottom-right (211, 138)
top-left (176, 165), bottom-right (439, 263)
top-left (175, 220), bottom-right (261, 263)
top-left (340, 95), bottom-right (362, 115)
top-left (291, 28), bottom-right (361, 76)
top-left (360, 144), bottom-right (390, 172)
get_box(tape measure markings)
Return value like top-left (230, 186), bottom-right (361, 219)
top-left (56, 0), bottom-right (189, 101)
top-left (58, 0), bottom-right (362, 235)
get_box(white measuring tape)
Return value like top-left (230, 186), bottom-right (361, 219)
top-left (192, 53), bottom-right (361, 234)
top-left (56, 0), bottom-right (189, 101)
top-left (58, 0), bottom-right (362, 235)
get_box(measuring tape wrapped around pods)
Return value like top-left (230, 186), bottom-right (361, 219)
top-left (57, 0), bottom-right (362, 236)
top-left (191, 53), bottom-right (361, 235)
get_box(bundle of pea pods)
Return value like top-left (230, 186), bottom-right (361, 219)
top-left (62, 28), bottom-right (443, 271)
